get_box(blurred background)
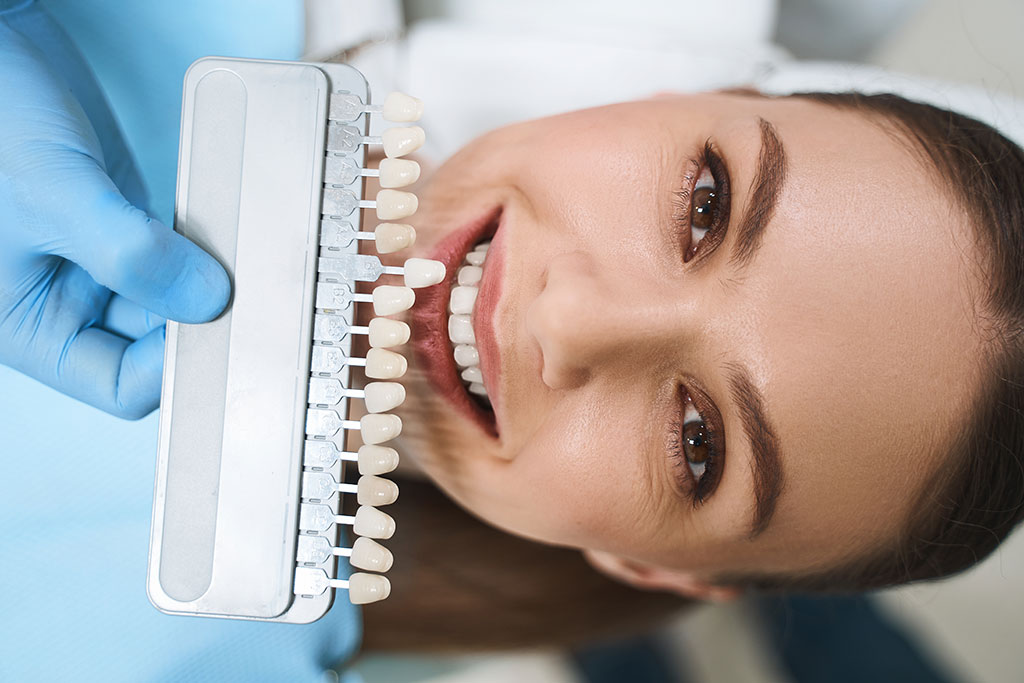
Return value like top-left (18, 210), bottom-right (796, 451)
top-left (349, 1), bottom-right (1024, 681)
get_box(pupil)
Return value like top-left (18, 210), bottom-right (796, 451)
top-left (693, 187), bottom-right (717, 229)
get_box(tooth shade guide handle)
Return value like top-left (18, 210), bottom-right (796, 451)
top-left (294, 568), bottom-right (391, 604)
top-left (329, 91), bottom-right (423, 123)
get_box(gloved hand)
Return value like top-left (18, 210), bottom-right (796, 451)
top-left (0, 1), bottom-right (229, 419)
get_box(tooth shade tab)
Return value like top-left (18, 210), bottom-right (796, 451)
top-left (354, 505), bottom-right (397, 538)
top-left (350, 536), bottom-right (394, 572)
top-left (320, 219), bottom-right (374, 249)
top-left (363, 382), bottom-right (406, 413)
top-left (374, 223), bottom-right (416, 254)
top-left (326, 123), bottom-right (426, 159)
top-left (360, 412), bottom-right (403, 444)
top-left (356, 475), bottom-right (400, 506)
top-left (375, 189), bottom-right (418, 220)
top-left (299, 472), bottom-right (399, 506)
top-left (380, 91), bottom-right (424, 122)
top-left (293, 567), bottom-right (391, 604)
top-left (329, 90), bottom-right (423, 124)
top-left (372, 285), bottom-right (414, 316)
top-left (364, 348), bottom-right (407, 379)
top-left (378, 158), bottom-right (421, 188)
top-left (297, 503), bottom-right (397, 538)
top-left (381, 126), bottom-right (425, 158)
top-left (368, 318), bottom-right (410, 348)
top-left (357, 444), bottom-right (400, 475)
top-left (303, 439), bottom-right (359, 469)
top-left (403, 258), bottom-right (446, 288)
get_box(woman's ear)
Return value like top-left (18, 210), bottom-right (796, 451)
top-left (583, 550), bottom-right (743, 602)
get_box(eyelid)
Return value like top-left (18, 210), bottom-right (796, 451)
top-left (679, 141), bottom-right (732, 270)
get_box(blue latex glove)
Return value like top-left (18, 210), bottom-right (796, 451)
top-left (0, 0), bottom-right (229, 419)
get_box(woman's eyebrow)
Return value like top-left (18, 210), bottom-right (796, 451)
top-left (725, 362), bottom-right (785, 541)
top-left (729, 118), bottom-right (787, 272)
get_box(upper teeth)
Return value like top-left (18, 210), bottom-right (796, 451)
top-left (449, 241), bottom-right (491, 402)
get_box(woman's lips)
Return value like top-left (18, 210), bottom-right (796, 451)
top-left (410, 206), bottom-right (502, 436)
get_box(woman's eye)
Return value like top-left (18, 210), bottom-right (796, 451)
top-left (690, 166), bottom-right (719, 252)
top-left (671, 392), bottom-right (724, 506)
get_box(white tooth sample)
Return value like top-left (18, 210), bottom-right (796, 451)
top-left (404, 258), bottom-right (446, 288)
top-left (350, 537), bottom-right (394, 573)
top-left (469, 382), bottom-right (488, 396)
top-left (363, 381), bottom-right (406, 413)
top-left (365, 348), bottom-right (407, 379)
top-left (353, 505), bottom-right (396, 539)
top-left (375, 189), bottom-right (418, 220)
top-left (461, 366), bottom-right (483, 384)
top-left (348, 573), bottom-right (391, 605)
top-left (458, 265), bottom-right (483, 286)
top-left (357, 475), bottom-right (400, 506)
top-left (465, 251), bottom-right (486, 267)
top-left (358, 444), bottom-right (400, 475)
top-left (372, 285), bottom-right (415, 316)
top-left (360, 412), bottom-right (403, 444)
top-left (378, 158), bottom-right (421, 188)
top-left (381, 125), bottom-right (425, 158)
top-left (453, 344), bottom-right (479, 367)
top-left (449, 285), bottom-right (478, 315)
top-left (375, 223), bottom-right (416, 254)
top-left (368, 318), bottom-right (410, 348)
top-left (448, 314), bottom-right (475, 344)
top-left (382, 91), bottom-right (424, 122)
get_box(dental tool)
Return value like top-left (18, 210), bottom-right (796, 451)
top-left (148, 57), bottom-right (434, 621)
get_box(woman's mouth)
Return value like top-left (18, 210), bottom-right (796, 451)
top-left (410, 206), bottom-right (503, 437)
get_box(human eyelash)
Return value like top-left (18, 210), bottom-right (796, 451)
top-left (668, 388), bottom-right (725, 508)
top-left (671, 140), bottom-right (731, 263)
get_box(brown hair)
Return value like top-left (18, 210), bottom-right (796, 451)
top-left (360, 92), bottom-right (1024, 654)
top-left (712, 91), bottom-right (1024, 592)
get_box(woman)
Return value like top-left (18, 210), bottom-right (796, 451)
top-left (350, 89), bottom-right (1024, 651)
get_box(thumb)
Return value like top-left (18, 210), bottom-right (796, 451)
top-left (53, 164), bottom-right (230, 324)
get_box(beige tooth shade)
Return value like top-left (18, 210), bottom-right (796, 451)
top-left (357, 444), bottom-right (400, 475)
top-left (375, 189), bottom-right (418, 220)
top-left (349, 537), bottom-right (395, 573)
top-left (348, 572), bottom-right (392, 605)
top-left (353, 505), bottom-right (396, 538)
top-left (381, 126), bottom-right (425, 158)
top-left (357, 475), bottom-right (400, 506)
top-left (378, 158), bottom-right (420, 188)
top-left (364, 348), bottom-right (407, 379)
top-left (372, 285), bottom-right (415, 316)
top-left (367, 318), bottom-right (410, 348)
top-left (381, 91), bottom-right (424, 122)
top-left (374, 223), bottom-right (416, 254)
top-left (359, 413), bottom-right (402, 444)
top-left (363, 382), bottom-right (406, 413)
top-left (404, 258), bottom-right (446, 288)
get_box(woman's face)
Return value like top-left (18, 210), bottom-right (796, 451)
top-left (372, 92), bottom-right (987, 579)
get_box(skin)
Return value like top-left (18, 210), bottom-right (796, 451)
top-left (355, 92), bottom-right (989, 597)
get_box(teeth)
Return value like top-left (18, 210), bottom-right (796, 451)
top-left (357, 475), bottom-right (400, 506)
top-left (453, 344), bottom-right (479, 367)
top-left (348, 572), bottom-right (391, 605)
top-left (375, 189), bottom-right (418, 220)
top-left (378, 158), bottom-right (420, 188)
top-left (368, 318), bottom-right (410, 348)
top-left (468, 382), bottom-right (488, 397)
top-left (363, 381), bottom-right (406, 413)
top-left (360, 413), bottom-right (402, 444)
top-left (458, 265), bottom-right (482, 285)
top-left (365, 348), bottom-right (407, 379)
top-left (357, 444), bottom-right (400, 475)
top-left (461, 366), bottom-right (483, 384)
top-left (381, 92), bottom-right (424, 123)
top-left (381, 125), bottom-right (425, 158)
top-left (349, 536), bottom-right (394, 573)
top-left (353, 505), bottom-right (396, 539)
top-left (465, 251), bottom-right (486, 267)
top-left (449, 286), bottom-right (478, 315)
top-left (404, 257), bottom-right (446, 288)
top-left (448, 314), bottom-right (475, 344)
top-left (474, 242), bottom-right (489, 252)
top-left (375, 223), bottom-right (416, 254)
top-left (372, 285), bottom-right (414, 316)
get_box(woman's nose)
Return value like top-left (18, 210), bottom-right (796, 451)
top-left (526, 250), bottom-right (676, 390)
